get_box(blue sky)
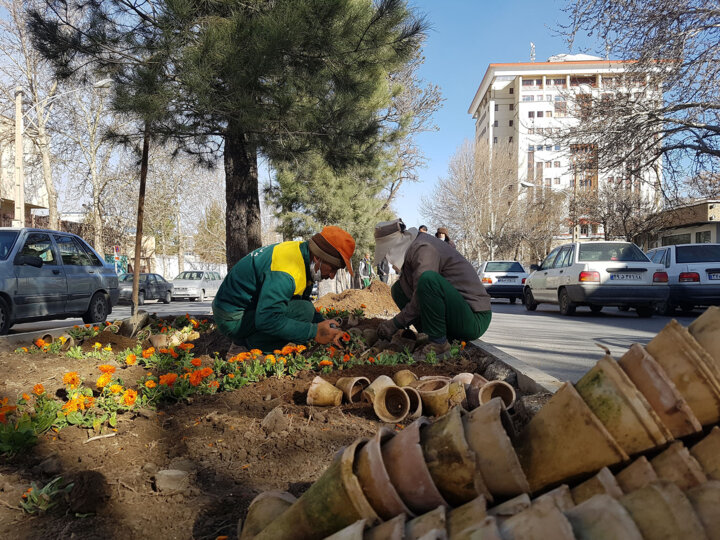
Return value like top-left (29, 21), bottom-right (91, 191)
top-left (396, 0), bottom-right (593, 229)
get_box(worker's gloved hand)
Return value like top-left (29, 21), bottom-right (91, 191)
top-left (377, 318), bottom-right (399, 340)
top-left (315, 318), bottom-right (343, 346)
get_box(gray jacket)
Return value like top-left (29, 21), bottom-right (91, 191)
top-left (395, 234), bottom-right (491, 327)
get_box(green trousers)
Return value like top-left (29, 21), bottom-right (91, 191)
top-left (214, 299), bottom-right (323, 352)
top-left (391, 271), bottom-right (491, 341)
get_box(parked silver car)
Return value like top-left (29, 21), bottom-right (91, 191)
top-left (477, 261), bottom-right (529, 303)
top-left (118, 273), bottom-right (173, 305)
top-left (0, 227), bottom-right (119, 333)
top-left (172, 270), bottom-right (222, 302)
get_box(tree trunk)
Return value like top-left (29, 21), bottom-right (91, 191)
top-left (131, 122), bottom-right (151, 316)
top-left (224, 125), bottom-right (261, 269)
top-left (36, 124), bottom-right (58, 230)
top-left (89, 161), bottom-right (104, 256)
top-left (177, 209), bottom-right (184, 273)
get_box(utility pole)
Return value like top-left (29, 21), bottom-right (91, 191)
top-left (13, 87), bottom-right (24, 227)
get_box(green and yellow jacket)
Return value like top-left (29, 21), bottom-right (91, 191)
top-left (213, 241), bottom-right (316, 343)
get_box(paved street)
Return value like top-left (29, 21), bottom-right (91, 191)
top-left (481, 300), bottom-right (700, 383)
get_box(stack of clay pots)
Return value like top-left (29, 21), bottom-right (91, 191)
top-left (247, 307), bottom-right (720, 539)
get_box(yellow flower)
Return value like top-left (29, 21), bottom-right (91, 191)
top-left (126, 353), bottom-right (137, 365)
top-left (144, 380), bottom-right (157, 389)
top-left (93, 342), bottom-right (102, 350)
top-left (62, 372), bottom-right (81, 389)
top-left (96, 373), bottom-right (112, 389)
top-left (58, 336), bottom-right (67, 344)
top-left (103, 345), bottom-right (112, 352)
top-left (109, 384), bottom-right (123, 394)
top-left (122, 389), bottom-right (138, 406)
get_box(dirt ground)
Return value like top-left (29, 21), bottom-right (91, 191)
top-left (0, 288), bottom-right (543, 539)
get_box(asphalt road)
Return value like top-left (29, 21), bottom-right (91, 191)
top-left (482, 299), bottom-right (701, 383)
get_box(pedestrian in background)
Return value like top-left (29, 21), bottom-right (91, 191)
top-left (435, 227), bottom-right (456, 249)
top-left (419, 225), bottom-right (428, 233)
top-left (358, 253), bottom-right (375, 288)
top-left (377, 256), bottom-right (390, 283)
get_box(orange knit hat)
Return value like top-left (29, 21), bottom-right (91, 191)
top-left (309, 226), bottom-right (356, 276)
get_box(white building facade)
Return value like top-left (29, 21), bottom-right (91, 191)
top-left (468, 54), bottom-right (661, 241)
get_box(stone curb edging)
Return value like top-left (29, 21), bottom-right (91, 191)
top-left (471, 339), bottom-right (563, 394)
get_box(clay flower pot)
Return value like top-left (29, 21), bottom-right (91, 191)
top-left (499, 503), bottom-right (575, 540)
top-left (405, 506), bottom-right (446, 539)
top-left (618, 343), bottom-right (701, 438)
top-left (574, 355), bottom-right (672, 455)
top-left (364, 514), bottom-right (406, 540)
top-left (307, 376), bottom-right (343, 407)
top-left (323, 519), bottom-right (366, 540)
top-left (402, 386), bottom-right (422, 419)
top-left (416, 379), bottom-right (465, 417)
top-left (380, 418), bottom-right (448, 514)
top-left (239, 490), bottom-right (296, 540)
top-left (565, 494), bottom-right (643, 540)
top-left (619, 481), bottom-right (707, 539)
top-left (687, 481), bottom-right (720, 540)
top-left (362, 375), bottom-right (395, 404)
top-left (487, 493), bottom-right (531, 526)
top-left (688, 305), bottom-right (720, 365)
top-left (532, 484), bottom-right (575, 513)
top-left (335, 377), bottom-right (370, 404)
top-left (462, 398), bottom-right (530, 497)
top-left (254, 438), bottom-right (378, 540)
top-left (467, 516), bottom-right (503, 540)
top-left (453, 372), bottom-right (489, 410)
top-left (651, 441), bottom-right (707, 491)
top-left (447, 496), bottom-right (487, 539)
top-left (420, 407), bottom-right (490, 506)
top-left (393, 369), bottom-right (418, 387)
top-left (373, 386), bottom-right (410, 424)
top-left (646, 319), bottom-right (720, 426)
top-left (690, 426), bottom-right (720, 480)
top-left (514, 383), bottom-right (628, 493)
top-left (615, 456), bottom-right (659, 493)
top-left (478, 380), bottom-right (516, 409)
top-left (570, 467), bottom-right (623, 504)
top-left (60, 335), bottom-right (76, 352)
top-left (354, 427), bottom-right (413, 519)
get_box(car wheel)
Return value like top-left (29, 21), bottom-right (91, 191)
top-left (162, 291), bottom-right (172, 304)
top-left (617, 306), bottom-right (630, 312)
top-left (558, 289), bottom-right (576, 316)
top-left (508, 296), bottom-right (517, 304)
top-left (636, 306), bottom-right (654, 318)
top-left (524, 289), bottom-right (538, 311)
top-left (82, 292), bottom-right (109, 324)
top-left (137, 291), bottom-right (145, 306)
top-left (590, 304), bottom-right (603, 314)
top-left (0, 297), bottom-right (12, 335)
top-left (197, 290), bottom-right (205, 303)
top-left (655, 300), bottom-right (675, 316)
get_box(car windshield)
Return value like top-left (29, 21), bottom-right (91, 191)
top-left (578, 243), bottom-right (648, 262)
top-left (175, 271), bottom-right (204, 280)
top-left (0, 231), bottom-right (19, 260)
top-left (120, 274), bottom-right (148, 282)
top-left (485, 262), bottom-right (525, 272)
top-left (676, 245), bottom-right (720, 263)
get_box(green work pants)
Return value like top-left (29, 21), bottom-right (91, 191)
top-left (391, 271), bottom-right (491, 341)
top-left (214, 299), bottom-right (323, 352)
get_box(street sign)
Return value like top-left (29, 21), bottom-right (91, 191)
top-left (114, 245), bottom-right (120, 261)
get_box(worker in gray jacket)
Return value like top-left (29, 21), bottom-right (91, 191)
top-left (374, 219), bottom-right (492, 360)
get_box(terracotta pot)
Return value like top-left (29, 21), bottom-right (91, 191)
top-left (619, 481), bottom-right (707, 539)
top-left (307, 376), bottom-right (343, 407)
top-left (254, 439), bottom-right (378, 540)
top-left (452, 372), bottom-right (476, 385)
top-left (362, 328), bottom-right (379, 347)
top-left (363, 514), bottom-right (406, 540)
top-left (532, 485), bottom-right (574, 512)
top-left (323, 519), bottom-right (366, 540)
top-left (615, 456), bottom-right (659, 493)
top-left (373, 385), bottom-right (410, 423)
top-left (564, 494), bottom-right (643, 540)
top-left (570, 467), bottom-right (623, 504)
top-left (487, 493), bottom-right (531, 525)
top-left (574, 355), bottom-right (672, 455)
top-left (514, 383), bottom-right (628, 493)
top-left (393, 369), bottom-right (418, 387)
top-left (687, 481), bottom-right (720, 540)
top-left (651, 441), bottom-right (707, 491)
top-left (239, 490), bottom-right (296, 540)
top-left (335, 377), bottom-right (370, 404)
top-left (402, 386), bottom-right (422, 419)
top-left (420, 407), bottom-right (489, 506)
top-left (362, 375), bottom-right (395, 404)
top-left (446, 496), bottom-right (487, 539)
top-left (380, 418), bottom-right (448, 514)
top-left (60, 335), bottom-right (76, 352)
top-left (462, 398), bottom-right (530, 497)
top-left (354, 427), bottom-right (413, 519)
top-left (688, 306), bottom-right (720, 365)
top-left (646, 319), bottom-right (720, 426)
top-left (404, 506), bottom-right (446, 540)
top-left (690, 426), bottom-right (720, 481)
top-left (618, 343), bottom-right (702, 438)
top-left (478, 380), bottom-right (516, 409)
top-left (459, 373), bottom-right (489, 410)
top-left (499, 503), bottom-right (575, 540)
top-left (39, 333), bottom-right (54, 344)
top-left (462, 516), bottom-right (503, 540)
top-left (416, 379), bottom-right (465, 417)
top-left (418, 375), bottom-right (452, 383)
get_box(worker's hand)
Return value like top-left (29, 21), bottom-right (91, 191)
top-left (315, 318), bottom-right (343, 346)
top-left (377, 318), bottom-right (398, 340)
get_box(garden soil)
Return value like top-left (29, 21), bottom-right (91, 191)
top-left (0, 302), bottom-right (533, 540)
top-left (314, 280), bottom-right (398, 317)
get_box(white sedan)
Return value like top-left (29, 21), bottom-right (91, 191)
top-left (477, 261), bottom-right (529, 304)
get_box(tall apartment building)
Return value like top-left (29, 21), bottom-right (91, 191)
top-left (468, 54), bottom-right (661, 241)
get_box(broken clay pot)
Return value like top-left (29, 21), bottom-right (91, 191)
top-left (478, 380), bottom-right (517, 410)
top-left (307, 376), bottom-right (343, 407)
top-left (688, 306), bottom-right (720, 366)
top-left (570, 467), bottom-right (623, 504)
top-left (615, 456), bottom-right (659, 493)
top-left (402, 386), bottom-right (423, 419)
top-left (690, 426), bottom-right (720, 481)
top-left (650, 441), bottom-right (707, 491)
top-left (393, 369), bottom-right (418, 387)
top-left (363, 514), bottom-right (406, 540)
top-left (416, 379), bottom-right (465, 417)
top-left (686, 481), bottom-right (720, 540)
top-left (362, 375), bottom-right (395, 404)
top-left (239, 490), bottom-right (297, 540)
top-left (499, 502), bottom-right (575, 540)
top-left (335, 377), bottom-right (370, 404)
top-left (564, 494), bottom-right (643, 540)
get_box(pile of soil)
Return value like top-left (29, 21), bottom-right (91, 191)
top-left (315, 281), bottom-right (398, 318)
top-left (79, 330), bottom-right (140, 353)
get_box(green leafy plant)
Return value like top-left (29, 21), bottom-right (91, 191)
top-left (20, 477), bottom-right (74, 514)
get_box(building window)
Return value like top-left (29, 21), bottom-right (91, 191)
top-left (554, 178), bottom-right (560, 185)
top-left (493, 120), bottom-right (499, 127)
top-left (509, 87), bottom-right (514, 94)
top-left (545, 145), bottom-right (552, 151)
top-left (509, 120), bottom-right (514, 127)
top-left (580, 225), bottom-right (589, 235)
top-left (522, 78), bottom-right (534, 86)
top-left (528, 128), bottom-right (535, 134)
top-left (535, 78), bottom-right (543, 86)
top-left (553, 78), bottom-right (566, 87)
top-left (493, 136), bottom-right (498, 144)
top-left (537, 111), bottom-right (544, 118)
top-left (536, 127), bottom-right (543, 135)
top-left (661, 233), bottom-right (691, 246)
top-left (523, 96), bottom-right (534, 102)
top-left (528, 111), bottom-right (535, 118)
top-left (546, 111), bottom-right (553, 118)
top-left (509, 136), bottom-right (513, 143)
top-left (554, 161), bottom-right (560, 167)
top-left (494, 104), bottom-right (499, 111)
top-left (696, 231), bottom-right (711, 243)
top-left (509, 104), bottom-right (514, 111)
top-left (554, 144), bottom-right (561, 150)
top-left (545, 162), bottom-right (552, 168)
top-left (528, 145), bottom-right (534, 151)
top-left (545, 178), bottom-right (552, 186)
top-left (554, 101), bottom-right (567, 117)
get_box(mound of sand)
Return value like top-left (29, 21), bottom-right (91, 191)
top-left (314, 280), bottom-right (399, 318)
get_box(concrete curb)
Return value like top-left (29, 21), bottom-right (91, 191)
top-left (471, 339), bottom-right (563, 394)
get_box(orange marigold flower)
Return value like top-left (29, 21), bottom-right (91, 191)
top-left (62, 372), bottom-right (81, 389)
top-left (208, 380), bottom-right (219, 389)
top-left (190, 358), bottom-right (202, 367)
top-left (20, 347), bottom-right (28, 353)
top-left (160, 326), bottom-right (167, 333)
top-left (178, 343), bottom-right (194, 351)
top-left (265, 354), bottom-right (275, 364)
top-left (96, 373), bottom-right (112, 389)
top-left (22, 393), bottom-right (30, 401)
top-left (98, 364), bottom-right (116, 374)
top-left (33, 384), bottom-right (45, 396)
top-left (227, 373), bottom-right (235, 379)
top-left (126, 353), bottom-right (137, 365)
top-left (318, 359), bottom-right (333, 367)
top-left (368, 356), bottom-right (376, 363)
top-left (343, 354), bottom-right (350, 363)
top-left (342, 332), bottom-right (351, 342)
top-left (84, 324), bottom-right (90, 328)
top-left (461, 341), bottom-right (467, 349)
top-left (250, 349), bottom-right (262, 356)
top-left (142, 347), bottom-right (155, 359)
top-left (109, 384), bottom-right (123, 394)
top-left (159, 348), bottom-right (169, 354)
top-left (145, 380), bottom-right (157, 389)
top-left (93, 326), bottom-right (100, 332)
top-left (280, 345), bottom-right (295, 356)
top-left (360, 304), bottom-right (367, 308)
top-left (190, 319), bottom-right (199, 328)
top-left (328, 346), bottom-right (337, 357)
top-left (297, 345), bottom-right (307, 353)
top-left (158, 373), bottom-right (178, 386)
top-left (34, 338), bottom-right (46, 348)
top-left (273, 349), bottom-right (281, 355)
top-left (189, 371), bottom-right (204, 387)
top-left (169, 349), bottom-right (179, 359)
top-left (122, 388), bottom-right (138, 406)
top-left (199, 367), bottom-right (213, 377)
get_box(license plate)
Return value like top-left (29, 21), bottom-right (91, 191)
top-left (709, 273), bottom-right (720, 280)
top-left (610, 273), bottom-right (642, 280)
top-left (497, 277), bottom-right (515, 283)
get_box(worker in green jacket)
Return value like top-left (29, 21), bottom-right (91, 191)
top-left (213, 226), bottom-right (356, 354)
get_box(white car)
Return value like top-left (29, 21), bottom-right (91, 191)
top-left (477, 261), bottom-right (529, 303)
top-left (172, 270), bottom-right (222, 302)
top-left (646, 243), bottom-right (720, 314)
top-left (523, 241), bottom-right (669, 317)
